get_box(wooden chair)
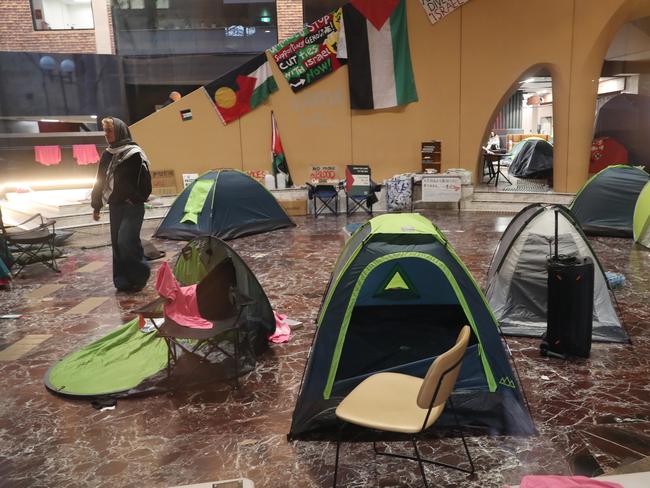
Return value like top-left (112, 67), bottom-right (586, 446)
top-left (333, 325), bottom-right (474, 487)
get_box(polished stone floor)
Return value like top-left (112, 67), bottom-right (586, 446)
top-left (0, 211), bottom-right (648, 488)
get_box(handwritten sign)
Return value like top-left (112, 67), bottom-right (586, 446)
top-left (421, 176), bottom-right (461, 202)
top-left (246, 169), bottom-right (268, 183)
top-left (418, 0), bottom-right (470, 25)
top-left (269, 8), bottom-right (345, 92)
top-left (309, 165), bottom-right (338, 183)
top-left (182, 173), bottom-right (199, 188)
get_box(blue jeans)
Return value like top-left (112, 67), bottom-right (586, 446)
top-left (109, 202), bottom-right (150, 290)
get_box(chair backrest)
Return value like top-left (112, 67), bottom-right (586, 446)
top-left (416, 325), bottom-right (471, 410)
top-left (196, 257), bottom-right (238, 321)
top-left (345, 165), bottom-right (372, 197)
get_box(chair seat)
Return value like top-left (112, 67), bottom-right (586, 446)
top-left (335, 372), bottom-right (444, 434)
top-left (158, 315), bottom-right (239, 340)
top-left (6, 227), bottom-right (52, 244)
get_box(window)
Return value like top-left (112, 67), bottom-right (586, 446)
top-left (303, 0), bottom-right (342, 24)
top-left (31, 0), bottom-right (94, 30)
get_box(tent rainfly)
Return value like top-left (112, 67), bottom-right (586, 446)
top-left (289, 214), bottom-right (535, 439)
top-left (485, 204), bottom-right (628, 343)
top-left (155, 169), bottom-right (295, 241)
top-left (508, 139), bottom-right (553, 179)
top-left (570, 165), bottom-right (650, 237)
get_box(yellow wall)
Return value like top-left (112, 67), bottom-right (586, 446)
top-left (131, 0), bottom-right (650, 193)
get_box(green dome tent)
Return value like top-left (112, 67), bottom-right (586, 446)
top-left (45, 236), bottom-right (275, 398)
top-left (634, 181), bottom-right (650, 248)
top-left (289, 214), bottom-right (535, 438)
top-left (155, 169), bottom-right (295, 241)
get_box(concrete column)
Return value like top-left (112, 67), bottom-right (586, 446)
top-left (92, 0), bottom-right (112, 54)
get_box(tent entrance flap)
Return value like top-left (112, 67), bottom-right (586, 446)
top-left (334, 304), bottom-right (475, 384)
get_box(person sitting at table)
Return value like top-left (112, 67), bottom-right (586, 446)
top-left (487, 131), bottom-right (501, 150)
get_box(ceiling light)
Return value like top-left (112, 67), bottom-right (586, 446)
top-left (40, 118), bottom-right (60, 122)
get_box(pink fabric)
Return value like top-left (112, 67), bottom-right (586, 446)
top-left (155, 262), bottom-right (213, 329)
top-left (269, 311), bottom-right (292, 343)
top-left (72, 144), bottom-right (100, 165)
top-left (34, 145), bottom-right (61, 166)
top-left (518, 475), bottom-right (623, 488)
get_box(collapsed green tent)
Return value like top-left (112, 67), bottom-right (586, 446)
top-left (289, 214), bottom-right (535, 438)
top-left (634, 181), bottom-right (650, 248)
top-left (154, 169), bottom-right (295, 241)
top-left (45, 236), bottom-right (275, 397)
top-left (570, 165), bottom-right (650, 237)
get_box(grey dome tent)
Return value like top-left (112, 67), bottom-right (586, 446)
top-left (570, 165), bottom-right (650, 237)
top-left (289, 214), bottom-right (535, 439)
top-left (155, 169), bottom-right (295, 241)
top-left (45, 236), bottom-right (275, 398)
top-left (485, 204), bottom-right (627, 343)
top-left (508, 138), bottom-right (553, 178)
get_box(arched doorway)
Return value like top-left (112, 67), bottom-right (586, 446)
top-left (478, 67), bottom-right (555, 193)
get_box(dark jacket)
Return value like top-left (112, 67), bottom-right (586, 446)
top-left (91, 152), bottom-right (151, 212)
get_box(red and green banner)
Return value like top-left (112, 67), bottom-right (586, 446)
top-left (269, 8), bottom-right (345, 92)
top-left (204, 52), bottom-right (278, 125)
top-left (272, 112), bottom-right (293, 187)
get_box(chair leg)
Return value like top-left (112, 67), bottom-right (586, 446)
top-left (412, 439), bottom-right (430, 488)
top-left (449, 397), bottom-right (475, 474)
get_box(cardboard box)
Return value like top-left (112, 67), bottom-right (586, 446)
top-left (279, 199), bottom-right (307, 216)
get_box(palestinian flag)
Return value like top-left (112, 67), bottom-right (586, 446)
top-left (205, 53), bottom-right (278, 124)
top-left (271, 112), bottom-right (293, 187)
top-left (338, 0), bottom-right (418, 110)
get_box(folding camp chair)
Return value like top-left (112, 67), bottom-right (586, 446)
top-left (306, 182), bottom-right (340, 217)
top-left (134, 257), bottom-right (255, 389)
top-left (344, 165), bottom-right (376, 216)
top-left (0, 206), bottom-right (59, 277)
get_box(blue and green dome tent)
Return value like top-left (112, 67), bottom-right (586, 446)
top-left (289, 214), bottom-right (535, 438)
top-left (570, 165), bottom-right (649, 237)
top-left (155, 169), bottom-right (295, 241)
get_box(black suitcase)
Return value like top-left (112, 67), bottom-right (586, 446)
top-left (541, 255), bottom-right (594, 359)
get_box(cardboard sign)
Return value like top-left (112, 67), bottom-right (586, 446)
top-left (309, 165), bottom-right (338, 183)
top-left (182, 173), bottom-right (199, 188)
top-left (418, 0), bottom-right (470, 25)
top-left (269, 8), bottom-right (345, 92)
top-left (421, 176), bottom-right (461, 202)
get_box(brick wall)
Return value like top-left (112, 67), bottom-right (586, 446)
top-left (276, 0), bottom-right (304, 42)
top-left (0, 0), bottom-right (96, 54)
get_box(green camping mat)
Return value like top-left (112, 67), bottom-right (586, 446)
top-left (181, 179), bottom-right (214, 224)
top-left (45, 318), bottom-right (168, 396)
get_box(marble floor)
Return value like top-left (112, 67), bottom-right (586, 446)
top-left (0, 211), bottom-right (649, 488)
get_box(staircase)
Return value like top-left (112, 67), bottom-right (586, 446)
top-left (461, 190), bottom-right (574, 212)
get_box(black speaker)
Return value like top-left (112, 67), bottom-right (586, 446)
top-left (542, 255), bottom-right (594, 358)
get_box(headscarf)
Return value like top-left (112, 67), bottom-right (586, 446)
top-left (100, 117), bottom-right (149, 205)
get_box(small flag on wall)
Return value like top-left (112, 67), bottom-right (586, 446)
top-left (204, 52), bottom-right (278, 124)
top-left (271, 112), bottom-right (293, 187)
top-left (180, 109), bottom-right (192, 121)
top-left (418, 0), bottom-right (470, 25)
top-left (338, 0), bottom-right (418, 110)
